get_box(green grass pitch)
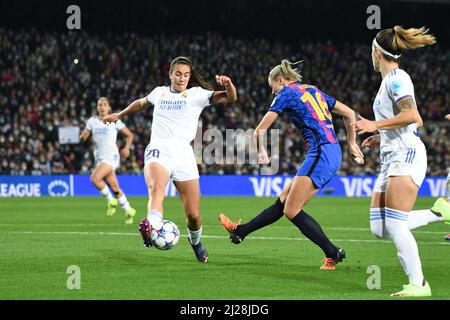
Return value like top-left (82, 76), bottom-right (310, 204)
top-left (0, 196), bottom-right (448, 300)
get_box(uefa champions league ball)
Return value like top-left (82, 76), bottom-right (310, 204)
top-left (150, 220), bottom-right (180, 250)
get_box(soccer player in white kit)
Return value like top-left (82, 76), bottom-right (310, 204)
top-left (80, 97), bottom-right (136, 224)
top-left (103, 57), bottom-right (237, 262)
top-left (356, 26), bottom-right (450, 297)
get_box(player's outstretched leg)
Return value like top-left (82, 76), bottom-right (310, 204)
top-left (106, 197), bottom-right (118, 216)
top-left (219, 197), bottom-right (285, 244)
top-left (91, 163), bottom-right (117, 216)
top-left (174, 179), bottom-right (208, 263)
top-left (187, 233), bottom-right (209, 263)
top-left (391, 281), bottom-right (432, 297)
top-left (104, 171), bottom-right (136, 224)
top-left (284, 176), bottom-right (346, 270)
top-left (290, 210), bottom-right (346, 270)
top-left (385, 177), bottom-right (431, 298)
top-left (320, 248), bottom-right (347, 270)
top-left (219, 213), bottom-right (242, 243)
top-left (138, 218), bottom-right (153, 248)
top-left (140, 162), bottom-right (169, 248)
top-left (431, 198), bottom-right (450, 223)
top-left (117, 193), bottom-right (135, 225)
top-left (431, 173), bottom-right (450, 225)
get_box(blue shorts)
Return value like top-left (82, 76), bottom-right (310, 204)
top-left (296, 143), bottom-right (342, 189)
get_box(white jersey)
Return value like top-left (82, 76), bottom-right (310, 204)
top-left (373, 68), bottom-right (424, 154)
top-left (85, 116), bottom-right (125, 160)
top-left (146, 86), bottom-right (214, 142)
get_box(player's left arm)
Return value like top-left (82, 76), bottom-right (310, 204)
top-left (210, 75), bottom-right (237, 104)
top-left (119, 127), bottom-right (134, 159)
top-left (381, 96), bottom-right (422, 130)
top-left (254, 111), bottom-right (279, 165)
top-left (355, 96), bottom-right (421, 133)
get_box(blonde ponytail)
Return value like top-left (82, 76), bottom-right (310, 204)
top-left (392, 26), bottom-right (436, 51)
top-left (269, 59), bottom-right (303, 82)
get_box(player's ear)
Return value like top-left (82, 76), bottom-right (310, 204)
top-left (375, 48), bottom-right (382, 59)
top-left (277, 76), bottom-right (283, 85)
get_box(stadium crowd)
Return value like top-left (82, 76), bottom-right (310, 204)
top-left (0, 29), bottom-right (449, 176)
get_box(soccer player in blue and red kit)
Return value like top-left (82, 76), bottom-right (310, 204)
top-left (220, 59), bottom-right (364, 270)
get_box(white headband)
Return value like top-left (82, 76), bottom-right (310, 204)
top-left (373, 38), bottom-right (401, 59)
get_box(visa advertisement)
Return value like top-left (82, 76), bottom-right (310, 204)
top-left (0, 175), bottom-right (447, 198)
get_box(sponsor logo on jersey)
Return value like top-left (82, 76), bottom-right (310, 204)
top-left (93, 127), bottom-right (108, 134)
top-left (159, 100), bottom-right (187, 110)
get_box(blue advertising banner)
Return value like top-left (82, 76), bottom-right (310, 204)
top-left (0, 175), bottom-right (74, 197)
top-left (0, 175), bottom-right (447, 197)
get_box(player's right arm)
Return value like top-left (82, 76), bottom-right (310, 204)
top-left (254, 111), bottom-right (279, 165)
top-left (103, 97), bottom-right (149, 123)
top-left (332, 101), bottom-right (364, 163)
top-left (361, 134), bottom-right (380, 150)
top-left (80, 129), bottom-right (91, 142)
top-left (80, 118), bottom-right (93, 142)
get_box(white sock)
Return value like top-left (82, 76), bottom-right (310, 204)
top-left (147, 210), bottom-right (163, 227)
top-left (187, 226), bottom-right (202, 246)
top-left (409, 209), bottom-right (442, 230)
top-left (370, 208), bottom-right (390, 239)
top-left (385, 207), bottom-right (424, 286)
top-left (118, 194), bottom-right (131, 211)
top-left (100, 186), bottom-right (113, 201)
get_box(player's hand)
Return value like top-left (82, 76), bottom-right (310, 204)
top-left (103, 113), bottom-right (121, 124)
top-left (361, 134), bottom-right (380, 150)
top-left (354, 116), bottom-right (378, 134)
top-left (445, 114), bottom-right (450, 121)
top-left (257, 152), bottom-right (270, 165)
top-left (120, 148), bottom-right (130, 159)
top-left (215, 75), bottom-right (232, 87)
top-left (349, 143), bottom-right (364, 165)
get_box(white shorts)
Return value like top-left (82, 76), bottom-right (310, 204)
top-left (144, 139), bottom-right (199, 182)
top-left (373, 146), bottom-right (427, 193)
top-left (95, 153), bottom-right (120, 171)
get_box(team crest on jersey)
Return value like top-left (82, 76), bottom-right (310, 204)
top-left (391, 80), bottom-right (403, 93)
top-left (181, 90), bottom-right (188, 98)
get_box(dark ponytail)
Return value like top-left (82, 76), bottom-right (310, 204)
top-left (169, 56), bottom-right (212, 90)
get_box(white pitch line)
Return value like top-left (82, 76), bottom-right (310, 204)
top-left (3, 231), bottom-right (450, 246)
top-left (0, 224), bottom-right (446, 235)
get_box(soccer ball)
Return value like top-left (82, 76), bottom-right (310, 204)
top-left (150, 220), bottom-right (180, 250)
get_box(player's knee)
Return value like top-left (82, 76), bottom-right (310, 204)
top-left (186, 211), bottom-right (201, 224)
top-left (90, 174), bottom-right (100, 186)
top-left (283, 207), bottom-right (302, 219)
top-left (283, 201), bottom-right (304, 219)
